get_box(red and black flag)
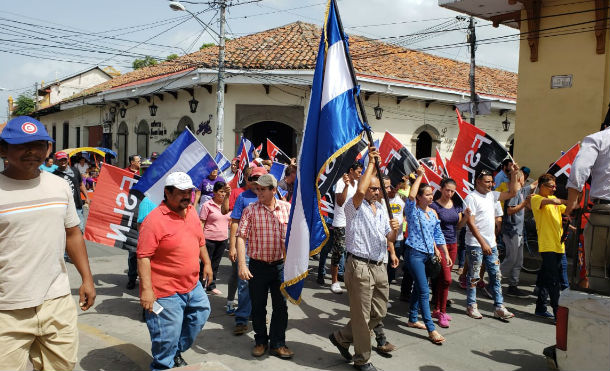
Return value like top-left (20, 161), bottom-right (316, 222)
top-left (230, 144), bottom-right (250, 189)
top-left (379, 131), bottom-right (419, 187)
top-left (435, 148), bottom-right (448, 177)
top-left (255, 143), bottom-right (263, 155)
top-left (449, 109), bottom-right (509, 199)
top-left (547, 143), bottom-right (580, 199)
top-left (266, 138), bottom-right (292, 164)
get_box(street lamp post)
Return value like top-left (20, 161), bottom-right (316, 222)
top-left (170, 0), bottom-right (227, 154)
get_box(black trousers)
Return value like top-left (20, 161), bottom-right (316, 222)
top-left (536, 252), bottom-right (562, 316)
top-left (248, 259), bottom-right (288, 349)
top-left (200, 239), bottom-right (227, 290)
top-left (128, 251), bottom-right (137, 281)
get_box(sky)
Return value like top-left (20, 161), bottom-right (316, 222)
top-left (0, 0), bottom-right (520, 122)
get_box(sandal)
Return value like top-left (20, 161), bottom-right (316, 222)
top-left (406, 321), bottom-right (426, 330)
top-left (428, 331), bottom-right (445, 345)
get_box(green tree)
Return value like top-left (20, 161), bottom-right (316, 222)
top-left (199, 43), bottom-right (215, 50)
top-left (165, 54), bottom-right (179, 61)
top-left (13, 94), bottom-right (35, 116)
top-left (132, 56), bottom-right (158, 70)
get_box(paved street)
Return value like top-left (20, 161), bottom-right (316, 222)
top-left (68, 241), bottom-right (555, 371)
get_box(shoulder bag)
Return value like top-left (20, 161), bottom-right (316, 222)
top-left (417, 209), bottom-right (442, 279)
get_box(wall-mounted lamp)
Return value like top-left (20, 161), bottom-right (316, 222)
top-left (374, 95), bottom-right (383, 120)
top-left (149, 96), bottom-right (158, 117)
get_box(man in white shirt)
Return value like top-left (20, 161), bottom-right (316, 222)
top-left (464, 165), bottom-right (521, 320)
top-left (329, 162), bottom-right (362, 294)
top-left (566, 124), bottom-right (610, 286)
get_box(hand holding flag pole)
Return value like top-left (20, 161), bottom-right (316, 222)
top-left (331, 0), bottom-right (393, 219)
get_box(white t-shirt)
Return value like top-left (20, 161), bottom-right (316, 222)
top-left (464, 190), bottom-right (501, 247)
top-left (75, 162), bottom-right (89, 176)
top-left (0, 171), bottom-right (80, 310)
top-left (332, 179), bottom-right (358, 228)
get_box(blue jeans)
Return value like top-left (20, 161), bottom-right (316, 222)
top-left (466, 245), bottom-right (503, 307)
top-left (77, 208), bottom-right (85, 232)
top-left (338, 252), bottom-right (345, 276)
top-left (235, 255), bottom-right (251, 325)
top-left (318, 228), bottom-right (334, 278)
top-left (406, 248), bottom-right (435, 332)
top-left (145, 281), bottom-right (210, 371)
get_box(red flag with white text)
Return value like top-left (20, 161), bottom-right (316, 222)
top-left (84, 165), bottom-right (140, 248)
top-left (449, 109), bottom-right (509, 199)
top-left (266, 138), bottom-right (292, 164)
top-left (379, 131), bottom-right (419, 187)
top-left (422, 162), bottom-right (443, 196)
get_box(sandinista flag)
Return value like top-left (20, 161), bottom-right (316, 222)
top-left (421, 161), bottom-right (443, 196)
top-left (229, 144), bottom-right (250, 189)
top-left (379, 131), bottom-right (419, 187)
top-left (236, 137), bottom-right (255, 162)
top-left (282, 0), bottom-right (366, 304)
top-left (255, 143), bottom-right (263, 154)
top-left (266, 138), bottom-right (292, 164)
top-left (84, 164), bottom-right (140, 249)
top-left (449, 109), bottom-right (509, 199)
top-left (547, 143), bottom-right (580, 199)
top-left (435, 148), bottom-right (448, 177)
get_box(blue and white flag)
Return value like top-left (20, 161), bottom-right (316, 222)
top-left (132, 128), bottom-right (217, 205)
top-left (215, 152), bottom-right (231, 173)
top-left (281, 1), bottom-right (365, 304)
top-left (270, 161), bottom-right (288, 198)
top-left (359, 138), bottom-right (379, 172)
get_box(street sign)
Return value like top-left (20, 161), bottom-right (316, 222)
top-left (551, 75), bottom-right (573, 89)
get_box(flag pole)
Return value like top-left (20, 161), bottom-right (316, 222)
top-left (331, 0), bottom-right (393, 219)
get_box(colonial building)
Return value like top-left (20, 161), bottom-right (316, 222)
top-left (35, 22), bottom-right (517, 168)
top-left (440, 0), bottom-right (609, 176)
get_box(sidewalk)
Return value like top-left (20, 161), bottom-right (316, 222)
top-left (68, 242), bottom-right (555, 370)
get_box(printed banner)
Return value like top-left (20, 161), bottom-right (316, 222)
top-left (84, 164), bottom-right (140, 249)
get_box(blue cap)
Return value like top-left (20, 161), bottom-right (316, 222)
top-left (0, 116), bottom-right (54, 144)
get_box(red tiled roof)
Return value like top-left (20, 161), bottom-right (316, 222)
top-left (70, 21), bottom-right (517, 101)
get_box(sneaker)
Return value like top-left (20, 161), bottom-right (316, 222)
top-left (208, 288), bottom-right (222, 295)
top-left (173, 353), bottom-right (188, 367)
top-left (506, 286), bottom-right (529, 298)
top-left (432, 310), bottom-right (441, 320)
top-left (535, 311), bottom-right (554, 319)
top-left (386, 301), bottom-right (392, 309)
top-left (467, 304), bottom-right (483, 319)
top-left (226, 303), bottom-right (236, 316)
top-left (459, 276), bottom-right (467, 289)
top-left (330, 282), bottom-right (343, 294)
top-left (494, 305), bottom-right (515, 320)
top-left (481, 284), bottom-right (494, 299)
top-left (438, 313), bottom-right (450, 328)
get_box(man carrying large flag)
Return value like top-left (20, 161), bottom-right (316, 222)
top-left (282, 2), bottom-right (397, 370)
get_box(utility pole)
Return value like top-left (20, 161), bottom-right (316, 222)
top-left (467, 16), bottom-right (477, 126)
top-left (34, 82), bottom-right (38, 112)
top-left (215, 0), bottom-right (226, 154)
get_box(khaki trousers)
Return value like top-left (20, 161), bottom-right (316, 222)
top-left (334, 256), bottom-right (389, 365)
top-left (584, 203), bottom-right (610, 289)
top-left (0, 294), bottom-right (78, 371)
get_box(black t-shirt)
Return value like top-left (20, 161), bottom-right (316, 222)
top-left (53, 166), bottom-right (83, 210)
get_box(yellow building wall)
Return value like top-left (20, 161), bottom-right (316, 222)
top-left (514, 2), bottom-right (610, 178)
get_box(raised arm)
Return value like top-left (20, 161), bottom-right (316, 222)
top-left (408, 166), bottom-right (425, 201)
top-left (498, 163), bottom-right (521, 202)
top-left (352, 147), bottom-right (379, 209)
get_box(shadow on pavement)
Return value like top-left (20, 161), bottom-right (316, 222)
top-left (471, 348), bottom-right (547, 371)
top-left (80, 344), bottom-right (152, 371)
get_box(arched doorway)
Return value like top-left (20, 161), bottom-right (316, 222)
top-left (243, 121), bottom-right (296, 158)
top-left (415, 131), bottom-right (432, 159)
top-left (117, 121), bottom-right (128, 168)
top-left (177, 116), bottom-right (194, 133)
top-left (136, 120), bottom-right (149, 158)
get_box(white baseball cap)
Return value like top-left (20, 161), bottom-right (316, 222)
top-left (165, 172), bottom-right (195, 190)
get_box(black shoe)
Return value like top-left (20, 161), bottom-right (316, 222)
top-left (338, 275), bottom-right (345, 282)
top-left (317, 276), bottom-right (325, 285)
top-left (506, 285), bottom-right (529, 298)
top-left (329, 333), bottom-right (352, 361)
top-left (126, 279), bottom-right (136, 290)
top-left (174, 353), bottom-right (188, 367)
top-left (353, 363), bottom-right (378, 371)
top-left (312, 254), bottom-right (320, 261)
top-left (399, 294), bottom-right (410, 302)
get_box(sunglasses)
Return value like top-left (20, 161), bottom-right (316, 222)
top-left (542, 183), bottom-right (557, 189)
top-left (248, 176), bottom-right (260, 182)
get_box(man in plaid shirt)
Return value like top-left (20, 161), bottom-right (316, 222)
top-left (237, 174), bottom-right (293, 359)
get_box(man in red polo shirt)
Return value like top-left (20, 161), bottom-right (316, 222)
top-left (237, 173), bottom-right (293, 359)
top-left (137, 172), bottom-right (213, 370)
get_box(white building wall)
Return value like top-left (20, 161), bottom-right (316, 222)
top-left (49, 69), bottom-right (112, 105)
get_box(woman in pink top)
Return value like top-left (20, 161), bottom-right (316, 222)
top-left (199, 181), bottom-right (231, 295)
